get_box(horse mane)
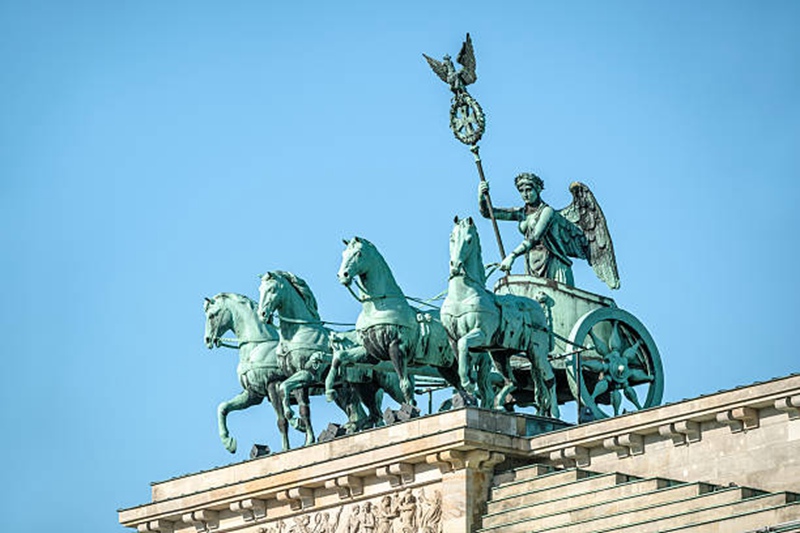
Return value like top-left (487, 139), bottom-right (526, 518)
top-left (459, 220), bottom-right (486, 285)
top-left (272, 271), bottom-right (320, 320)
top-left (214, 292), bottom-right (258, 310)
top-left (355, 237), bottom-right (389, 269)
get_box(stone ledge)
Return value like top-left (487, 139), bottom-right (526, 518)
top-left (529, 374), bottom-right (800, 458)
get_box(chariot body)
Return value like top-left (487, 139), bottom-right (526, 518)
top-left (494, 275), bottom-right (663, 420)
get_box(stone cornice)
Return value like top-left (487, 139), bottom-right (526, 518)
top-left (119, 409), bottom-right (546, 528)
top-left (528, 374), bottom-right (800, 460)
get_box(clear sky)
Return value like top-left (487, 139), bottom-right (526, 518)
top-left (1, 1), bottom-right (798, 531)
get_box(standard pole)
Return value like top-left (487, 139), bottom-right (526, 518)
top-left (470, 144), bottom-right (507, 259)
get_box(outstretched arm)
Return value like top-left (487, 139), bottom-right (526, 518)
top-left (478, 181), bottom-right (522, 221)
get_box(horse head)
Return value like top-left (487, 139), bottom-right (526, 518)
top-left (338, 236), bottom-right (369, 287)
top-left (449, 216), bottom-right (484, 282)
top-left (204, 295), bottom-right (233, 348)
top-left (258, 272), bottom-right (281, 322)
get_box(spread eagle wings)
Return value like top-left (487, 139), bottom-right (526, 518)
top-left (559, 182), bottom-right (621, 290)
top-left (456, 32), bottom-right (477, 85)
top-left (423, 33), bottom-right (477, 87)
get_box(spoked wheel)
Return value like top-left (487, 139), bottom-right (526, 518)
top-left (565, 307), bottom-right (663, 420)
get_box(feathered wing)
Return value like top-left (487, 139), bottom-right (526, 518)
top-left (423, 53), bottom-right (449, 83)
top-left (457, 33), bottom-right (477, 86)
top-left (560, 182), bottom-right (621, 289)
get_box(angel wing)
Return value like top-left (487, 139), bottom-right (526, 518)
top-left (456, 33), bottom-right (477, 86)
top-left (560, 182), bottom-right (620, 289)
top-left (423, 53), bottom-right (450, 84)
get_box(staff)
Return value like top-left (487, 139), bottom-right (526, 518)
top-left (424, 33), bottom-right (506, 260)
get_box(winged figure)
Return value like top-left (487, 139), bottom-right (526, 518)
top-left (478, 174), bottom-right (620, 290)
top-left (561, 182), bottom-right (620, 289)
top-left (423, 33), bottom-right (477, 94)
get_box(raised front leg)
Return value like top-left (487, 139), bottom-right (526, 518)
top-left (218, 390), bottom-right (264, 454)
top-left (325, 345), bottom-right (368, 402)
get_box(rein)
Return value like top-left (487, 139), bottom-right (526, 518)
top-left (275, 314), bottom-right (356, 327)
top-left (345, 278), bottom-right (443, 310)
top-left (213, 337), bottom-right (274, 349)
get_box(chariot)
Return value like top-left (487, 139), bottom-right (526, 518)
top-left (494, 275), bottom-right (663, 420)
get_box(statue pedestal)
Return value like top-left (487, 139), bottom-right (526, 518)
top-left (119, 410), bottom-right (566, 533)
top-left (120, 374), bottom-right (800, 532)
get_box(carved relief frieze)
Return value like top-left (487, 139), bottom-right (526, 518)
top-left (255, 486), bottom-right (441, 533)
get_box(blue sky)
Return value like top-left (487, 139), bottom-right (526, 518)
top-left (1, 1), bottom-right (798, 531)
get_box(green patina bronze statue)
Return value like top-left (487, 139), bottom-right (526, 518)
top-left (424, 33), bottom-right (485, 146)
top-left (442, 217), bottom-right (560, 417)
top-left (478, 175), bottom-right (620, 289)
top-left (257, 271), bottom-right (406, 440)
top-left (330, 237), bottom-right (495, 408)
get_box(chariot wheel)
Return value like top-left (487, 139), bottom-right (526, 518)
top-left (450, 92), bottom-right (485, 145)
top-left (565, 307), bottom-right (663, 420)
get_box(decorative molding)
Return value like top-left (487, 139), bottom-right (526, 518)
top-left (229, 498), bottom-right (267, 522)
top-left (426, 450), bottom-right (465, 474)
top-left (550, 445), bottom-right (590, 467)
top-left (277, 487), bottom-right (314, 511)
top-left (774, 395), bottom-right (800, 420)
top-left (376, 462), bottom-right (414, 487)
top-left (659, 420), bottom-right (701, 446)
top-left (325, 475), bottom-right (364, 499)
top-left (182, 510), bottom-right (219, 532)
top-left (426, 449), bottom-right (504, 474)
top-left (464, 449), bottom-right (505, 471)
top-left (137, 519), bottom-right (175, 533)
top-left (716, 407), bottom-right (759, 433)
top-left (603, 433), bottom-right (644, 458)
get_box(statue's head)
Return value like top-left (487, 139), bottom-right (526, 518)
top-left (515, 172), bottom-right (544, 204)
top-left (515, 172), bottom-right (544, 192)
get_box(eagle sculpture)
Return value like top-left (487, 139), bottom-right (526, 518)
top-left (423, 33), bottom-right (477, 94)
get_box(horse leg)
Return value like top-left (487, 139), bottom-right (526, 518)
top-left (218, 390), bottom-right (263, 454)
top-left (325, 345), bottom-right (367, 402)
top-left (298, 387), bottom-right (315, 446)
top-left (490, 353), bottom-right (516, 410)
top-left (457, 329), bottom-right (490, 398)
top-left (267, 382), bottom-right (290, 451)
top-left (281, 370), bottom-right (312, 424)
top-left (475, 352), bottom-right (496, 409)
top-left (388, 339), bottom-right (415, 405)
top-left (531, 350), bottom-right (560, 418)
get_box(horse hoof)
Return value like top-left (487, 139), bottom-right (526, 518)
top-left (325, 391), bottom-right (336, 402)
